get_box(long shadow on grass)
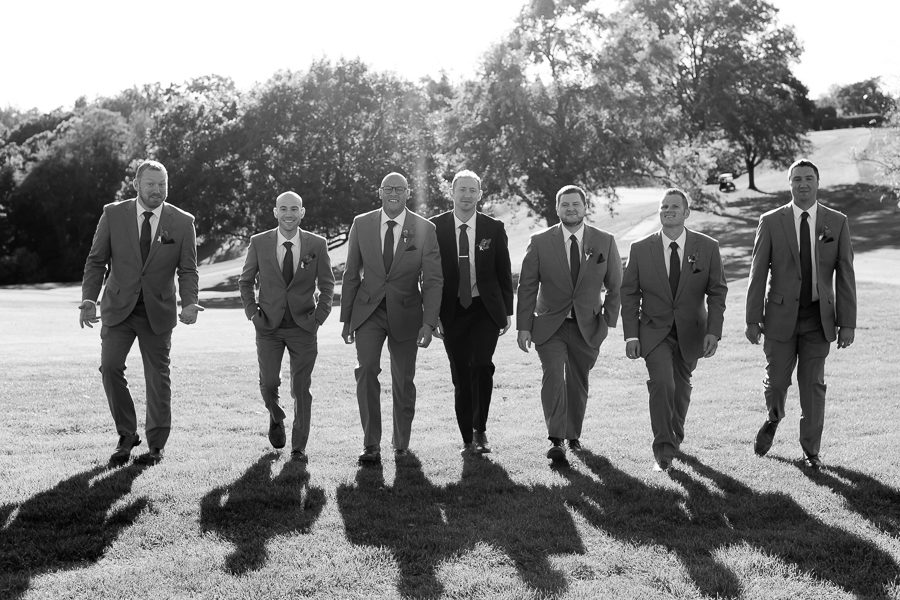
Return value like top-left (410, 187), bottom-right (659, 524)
top-left (336, 453), bottom-right (582, 599)
top-left (776, 457), bottom-right (900, 538)
top-left (199, 453), bottom-right (325, 575)
top-left (561, 450), bottom-right (899, 598)
top-left (0, 464), bottom-right (148, 600)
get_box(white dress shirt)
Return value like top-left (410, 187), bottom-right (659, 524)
top-left (662, 228), bottom-right (687, 277)
top-left (276, 229), bottom-right (301, 274)
top-left (136, 199), bottom-right (163, 242)
top-left (791, 201), bottom-right (819, 301)
top-left (563, 224), bottom-right (585, 268)
top-left (380, 208), bottom-right (408, 254)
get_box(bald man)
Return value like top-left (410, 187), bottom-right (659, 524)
top-left (239, 191), bottom-right (335, 463)
top-left (341, 172), bottom-right (443, 464)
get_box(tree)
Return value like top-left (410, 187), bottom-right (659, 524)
top-left (833, 77), bottom-right (896, 116)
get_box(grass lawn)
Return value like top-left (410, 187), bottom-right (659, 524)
top-left (1, 273), bottom-right (899, 599)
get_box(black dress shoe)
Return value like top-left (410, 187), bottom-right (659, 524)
top-left (109, 433), bottom-right (141, 464)
top-left (653, 459), bottom-right (671, 472)
top-left (473, 431), bottom-right (491, 454)
top-left (268, 420), bottom-right (286, 449)
top-left (135, 447), bottom-right (164, 466)
top-left (460, 442), bottom-right (475, 456)
top-left (358, 447), bottom-right (381, 464)
top-left (290, 450), bottom-right (309, 464)
top-left (546, 440), bottom-right (566, 462)
top-left (568, 439), bottom-right (582, 451)
top-left (802, 454), bottom-right (823, 470)
top-left (394, 448), bottom-right (410, 457)
top-left (754, 420), bottom-right (779, 456)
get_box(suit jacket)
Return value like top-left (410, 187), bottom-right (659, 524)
top-left (516, 223), bottom-right (622, 347)
top-left (238, 228), bottom-right (334, 332)
top-left (430, 211), bottom-right (513, 328)
top-left (746, 202), bottom-right (856, 343)
top-left (340, 208), bottom-right (443, 341)
top-left (620, 229), bottom-right (728, 362)
top-left (82, 199), bottom-right (199, 335)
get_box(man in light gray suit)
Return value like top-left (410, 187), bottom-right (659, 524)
top-left (341, 172), bottom-right (443, 464)
top-left (80, 160), bottom-right (202, 466)
top-left (239, 191), bottom-right (334, 463)
top-left (517, 185), bottom-right (622, 462)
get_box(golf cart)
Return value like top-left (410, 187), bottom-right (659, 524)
top-left (718, 173), bottom-right (736, 192)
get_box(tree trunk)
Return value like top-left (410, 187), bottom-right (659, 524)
top-left (746, 158), bottom-right (757, 191)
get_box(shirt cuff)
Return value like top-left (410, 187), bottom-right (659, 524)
top-left (625, 337), bottom-right (638, 342)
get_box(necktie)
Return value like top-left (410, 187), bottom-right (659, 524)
top-left (458, 224), bottom-right (472, 308)
top-left (569, 234), bottom-right (580, 287)
top-left (383, 220), bottom-right (396, 273)
top-left (282, 241), bottom-right (294, 285)
top-left (669, 241), bottom-right (680, 296)
top-left (140, 211), bottom-right (153, 264)
top-left (800, 212), bottom-right (812, 307)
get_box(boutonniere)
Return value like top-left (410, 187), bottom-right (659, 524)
top-left (476, 238), bottom-right (491, 251)
top-left (818, 225), bottom-right (834, 243)
top-left (300, 253), bottom-right (316, 269)
top-left (688, 253), bottom-right (701, 273)
top-left (401, 228), bottom-right (412, 244)
top-left (157, 230), bottom-right (175, 244)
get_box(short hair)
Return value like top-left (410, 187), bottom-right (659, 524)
top-left (451, 169), bottom-right (482, 190)
top-left (555, 185), bottom-right (587, 206)
top-left (788, 158), bottom-right (819, 181)
top-left (135, 159), bottom-right (167, 181)
top-left (662, 187), bottom-right (690, 210)
top-left (276, 191), bottom-right (303, 206)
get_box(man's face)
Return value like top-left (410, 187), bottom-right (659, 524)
top-left (658, 193), bottom-right (689, 228)
top-left (556, 192), bottom-right (586, 227)
top-left (451, 176), bottom-right (482, 215)
top-left (790, 165), bottom-right (818, 208)
top-left (135, 169), bottom-right (168, 209)
top-left (274, 194), bottom-right (304, 234)
top-left (379, 173), bottom-right (410, 218)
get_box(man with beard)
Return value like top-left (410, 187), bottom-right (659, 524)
top-left (516, 185), bottom-right (622, 462)
top-left (80, 160), bottom-right (202, 466)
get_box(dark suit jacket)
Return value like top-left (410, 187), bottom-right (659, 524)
top-left (238, 228), bottom-right (334, 333)
top-left (340, 208), bottom-right (443, 341)
top-left (516, 223), bottom-right (622, 348)
top-left (620, 229), bottom-right (728, 361)
top-left (746, 202), bottom-right (856, 342)
top-left (430, 211), bottom-right (513, 328)
top-left (82, 199), bottom-right (198, 335)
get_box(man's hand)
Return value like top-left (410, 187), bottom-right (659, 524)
top-left (433, 320), bottom-right (444, 340)
top-left (79, 301), bottom-right (99, 329)
top-left (702, 334), bottom-right (719, 358)
top-left (837, 326), bottom-right (855, 349)
top-left (517, 330), bottom-right (532, 352)
top-left (417, 325), bottom-right (433, 348)
top-left (625, 339), bottom-right (640, 360)
top-left (499, 316), bottom-right (511, 336)
top-left (342, 322), bottom-right (355, 344)
top-left (179, 303), bottom-right (204, 325)
top-left (745, 323), bottom-right (763, 345)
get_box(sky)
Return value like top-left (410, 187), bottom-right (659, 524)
top-left (2, 0), bottom-right (898, 113)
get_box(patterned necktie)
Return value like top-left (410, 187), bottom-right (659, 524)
top-left (569, 234), bottom-right (580, 287)
top-left (669, 241), bottom-right (680, 296)
top-left (800, 212), bottom-right (812, 307)
top-left (140, 211), bottom-right (153, 264)
top-left (282, 241), bottom-right (294, 285)
top-left (458, 224), bottom-right (472, 308)
top-left (383, 220), bottom-right (396, 273)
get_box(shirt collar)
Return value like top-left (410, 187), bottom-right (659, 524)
top-left (136, 199), bottom-right (164, 219)
top-left (563, 223), bottom-right (585, 243)
top-left (381, 208), bottom-right (407, 230)
top-left (792, 201), bottom-right (818, 220)
top-left (277, 229), bottom-right (300, 246)
top-left (454, 212), bottom-right (476, 230)
top-left (660, 228), bottom-right (687, 249)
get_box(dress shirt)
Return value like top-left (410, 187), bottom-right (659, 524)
top-left (662, 228), bottom-right (687, 278)
top-left (791, 201), bottom-right (819, 301)
top-left (136, 199), bottom-right (163, 243)
top-left (454, 212), bottom-right (479, 298)
top-left (276, 229), bottom-right (301, 274)
top-left (380, 208), bottom-right (408, 255)
top-left (564, 224), bottom-right (585, 269)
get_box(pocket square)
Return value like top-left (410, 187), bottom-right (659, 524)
top-left (405, 245), bottom-right (417, 252)
top-left (161, 239), bottom-right (175, 245)
top-left (595, 253), bottom-right (605, 264)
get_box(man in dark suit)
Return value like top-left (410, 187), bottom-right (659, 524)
top-left (516, 185), bottom-right (622, 462)
top-left (620, 188), bottom-right (728, 471)
top-left (341, 172), bottom-right (443, 464)
top-left (239, 191), bottom-right (335, 463)
top-left (80, 160), bottom-right (202, 466)
top-left (431, 170), bottom-right (514, 455)
top-left (746, 159), bottom-right (856, 469)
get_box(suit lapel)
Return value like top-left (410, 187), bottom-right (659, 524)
top-left (674, 230), bottom-right (695, 300)
top-left (473, 212), bottom-right (488, 276)
top-left (122, 200), bottom-right (143, 266)
top-left (575, 227), bottom-right (595, 288)
top-left (143, 203), bottom-right (168, 269)
top-left (263, 230), bottom-right (281, 282)
top-left (779, 204), bottom-right (801, 272)
top-left (551, 225), bottom-right (572, 290)
top-left (649, 232), bottom-right (670, 298)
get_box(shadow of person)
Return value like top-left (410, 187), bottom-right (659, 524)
top-left (0, 464), bottom-right (148, 600)
top-left (772, 456), bottom-right (900, 538)
top-left (445, 456), bottom-right (584, 596)
top-left (199, 452), bottom-right (325, 575)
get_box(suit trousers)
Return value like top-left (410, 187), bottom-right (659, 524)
top-left (256, 325), bottom-right (318, 453)
top-left (535, 320), bottom-right (599, 440)
top-left (644, 328), bottom-right (697, 464)
top-left (763, 307), bottom-right (830, 456)
top-left (100, 311), bottom-right (172, 448)
top-left (354, 302), bottom-right (418, 450)
top-left (441, 297), bottom-right (500, 443)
